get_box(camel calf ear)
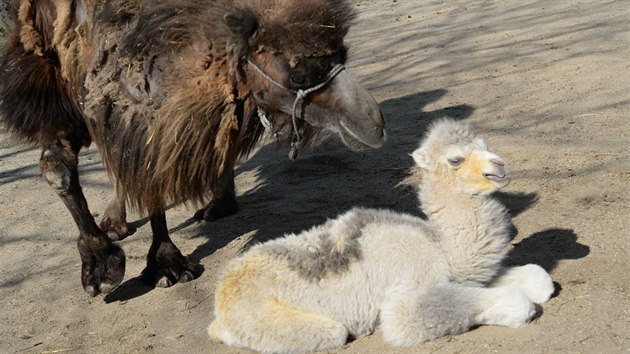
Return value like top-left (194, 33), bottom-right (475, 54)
top-left (224, 11), bottom-right (258, 39)
top-left (412, 148), bottom-right (431, 170)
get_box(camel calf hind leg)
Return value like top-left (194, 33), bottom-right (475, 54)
top-left (40, 139), bottom-right (125, 296)
top-left (210, 301), bottom-right (348, 353)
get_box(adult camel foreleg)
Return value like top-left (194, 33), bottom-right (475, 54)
top-left (193, 167), bottom-right (238, 222)
top-left (142, 211), bottom-right (203, 287)
top-left (100, 187), bottom-right (136, 241)
top-left (40, 138), bottom-right (125, 296)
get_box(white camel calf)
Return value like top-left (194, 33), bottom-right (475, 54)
top-left (208, 118), bottom-right (554, 353)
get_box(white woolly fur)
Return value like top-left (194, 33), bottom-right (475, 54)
top-left (208, 118), bottom-right (554, 353)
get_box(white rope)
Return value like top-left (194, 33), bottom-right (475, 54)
top-left (256, 107), bottom-right (273, 131)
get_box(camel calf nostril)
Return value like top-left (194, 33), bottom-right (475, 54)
top-left (490, 158), bottom-right (505, 167)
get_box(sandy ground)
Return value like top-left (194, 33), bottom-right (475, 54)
top-left (1, 0), bottom-right (629, 353)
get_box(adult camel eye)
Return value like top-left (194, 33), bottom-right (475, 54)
top-left (289, 73), bottom-right (306, 86)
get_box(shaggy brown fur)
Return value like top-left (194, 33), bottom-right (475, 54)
top-left (0, 0), bottom-right (384, 296)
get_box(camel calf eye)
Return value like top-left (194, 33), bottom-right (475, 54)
top-left (448, 157), bottom-right (464, 167)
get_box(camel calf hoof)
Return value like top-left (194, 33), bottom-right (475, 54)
top-left (477, 288), bottom-right (537, 328)
top-left (491, 264), bottom-right (555, 304)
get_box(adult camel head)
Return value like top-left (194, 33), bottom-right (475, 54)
top-left (223, 0), bottom-right (386, 158)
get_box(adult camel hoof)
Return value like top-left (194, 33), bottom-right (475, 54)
top-left (80, 243), bottom-right (126, 297)
top-left (100, 217), bottom-right (136, 241)
top-left (141, 242), bottom-right (203, 288)
top-left (193, 198), bottom-right (238, 222)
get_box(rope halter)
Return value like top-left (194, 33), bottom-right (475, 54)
top-left (247, 59), bottom-right (345, 145)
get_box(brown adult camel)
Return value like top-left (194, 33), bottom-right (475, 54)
top-left (0, 0), bottom-right (385, 296)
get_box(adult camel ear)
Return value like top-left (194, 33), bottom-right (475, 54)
top-left (224, 10), bottom-right (258, 40)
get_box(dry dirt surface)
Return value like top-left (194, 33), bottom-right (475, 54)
top-left (1, 0), bottom-right (628, 353)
